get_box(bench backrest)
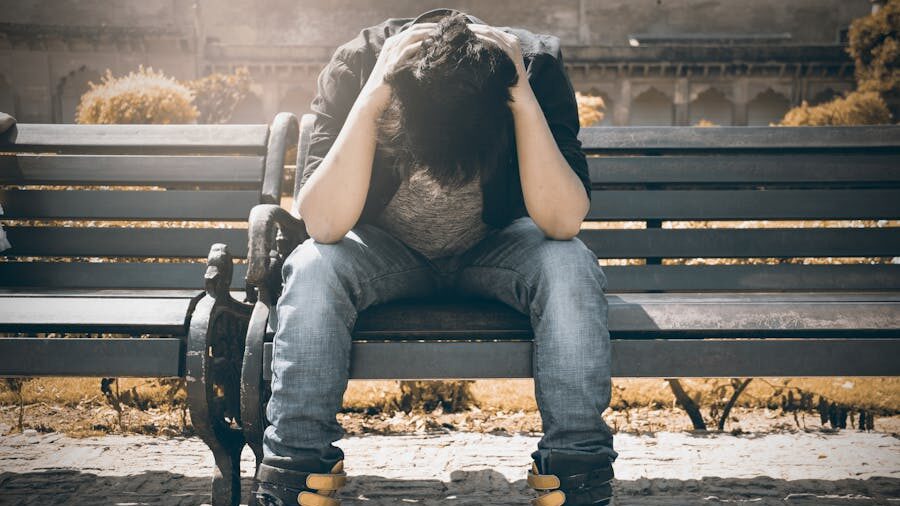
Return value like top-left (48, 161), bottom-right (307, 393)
top-left (576, 126), bottom-right (900, 292)
top-left (291, 118), bottom-right (900, 294)
top-left (1, 114), bottom-right (298, 290)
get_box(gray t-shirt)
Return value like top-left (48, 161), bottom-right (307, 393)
top-left (373, 166), bottom-right (497, 260)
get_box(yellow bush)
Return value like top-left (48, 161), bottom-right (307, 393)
top-left (75, 66), bottom-right (198, 124)
top-left (575, 91), bottom-right (606, 127)
top-left (186, 67), bottom-right (252, 124)
top-left (848, 0), bottom-right (899, 95)
top-left (779, 91), bottom-right (891, 126)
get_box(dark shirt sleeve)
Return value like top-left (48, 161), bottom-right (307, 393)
top-left (528, 46), bottom-right (592, 203)
top-left (297, 48), bottom-right (362, 191)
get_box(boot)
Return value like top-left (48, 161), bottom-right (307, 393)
top-left (526, 451), bottom-right (615, 505)
top-left (253, 459), bottom-right (347, 506)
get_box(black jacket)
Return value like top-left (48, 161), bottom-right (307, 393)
top-left (298, 7), bottom-right (591, 230)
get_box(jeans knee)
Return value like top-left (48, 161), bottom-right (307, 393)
top-left (534, 239), bottom-right (607, 294)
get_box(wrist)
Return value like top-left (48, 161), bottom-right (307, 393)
top-left (509, 84), bottom-right (539, 115)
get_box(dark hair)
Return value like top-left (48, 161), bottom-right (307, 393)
top-left (376, 13), bottom-right (519, 189)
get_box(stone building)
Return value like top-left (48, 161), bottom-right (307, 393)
top-left (0, 0), bottom-right (875, 125)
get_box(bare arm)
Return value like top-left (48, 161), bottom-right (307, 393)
top-left (297, 24), bottom-right (437, 243)
top-left (470, 25), bottom-right (590, 240)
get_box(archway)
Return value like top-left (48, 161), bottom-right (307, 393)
top-left (747, 88), bottom-right (791, 126)
top-left (56, 66), bottom-right (101, 123)
top-left (229, 93), bottom-right (266, 124)
top-left (0, 74), bottom-right (15, 116)
top-left (279, 86), bottom-right (314, 117)
top-left (689, 88), bottom-right (733, 126)
top-left (630, 87), bottom-right (674, 126)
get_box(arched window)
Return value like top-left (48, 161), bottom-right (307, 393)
top-left (0, 75), bottom-right (15, 116)
top-left (809, 88), bottom-right (838, 106)
top-left (280, 86), bottom-right (314, 117)
top-left (689, 88), bottom-right (733, 126)
top-left (230, 93), bottom-right (266, 124)
top-left (56, 67), bottom-right (101, 123)
top-left (747, 88), bottom-right (791, 126)
top-left (630, 87), bottom-right (674, 126)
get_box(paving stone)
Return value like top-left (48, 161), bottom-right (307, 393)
top-left (0, 431), bottom-right (897, 505)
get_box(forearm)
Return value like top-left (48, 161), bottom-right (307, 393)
top-left (296, 96), bottom-right (383, 243)
top-left (511, 88), bottom-right (590, 240)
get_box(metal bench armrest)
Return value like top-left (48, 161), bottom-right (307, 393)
top-left (247, 204), bottom-right (308, 305)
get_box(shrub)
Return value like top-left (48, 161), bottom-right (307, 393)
top-left (847, 0), bottom-right (900, 118)
top-left (186, 67), bottom-right (253, 124)
top-left (76, 66), bottom-right (198, 124)
top-left (848, 0), bottom-right (899, 95)
top-left (779, 90), bottom-right (891, 126)
top-left (575, 92), bottom-right (606, 127)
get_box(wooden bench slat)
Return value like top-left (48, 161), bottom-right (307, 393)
top-left (578, 126), bottom-right (900, 150)
top-left (7, 227), bottom-right (896, 259)
top-left (0, 154), bottom-right (265, 184)
top-left (578, 228), bottom-right (900, 258)
top-left (0, 294), bottom-right (198, 334)
top-left (4, 227), bottom-right (249, 257)
top-left (1, 123), bottom-right (270, 152)
top-left (587, 154), bottom-right (900, 184)
top-left (588, 189), bottom-right (900, 220)
top-left (604, 264), bottom-right (900, 291)
top-left (1, 263), bottom-right (893, 292)
top-left (348, 293), bottom-right (900, 339)
top-left (262, 340), bottom-right (899, 379)
top-left (1, 189), bottom-right (259, 220)
top-left (0, 338), bottom-right (183, 377)
top-left (0, 262), bottom-right (248, 290)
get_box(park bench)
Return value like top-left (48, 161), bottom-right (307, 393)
top-left (0, 113), bottom-right (299, 500)
top-left (187, 114), bottom-right (900, 505)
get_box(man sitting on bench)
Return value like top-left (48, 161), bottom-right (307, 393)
top-left (254, 9), bottom-right (617, 506)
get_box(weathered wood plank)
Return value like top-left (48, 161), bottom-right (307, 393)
top-left (587, 189), bottom-right (900, 220)
top-left (1, 123), bottom-right (269, 152)
top-left (262, 339), bottom-right (900, 379)
top-left (586, 154), bottom-right (900, 184)
top-left (1, 263), bottom-right (893, 293)
top-left (0, 154), bottom-right (264, 184)
top-left (578, 126), bottom-right (900, 150)
top-left (577, 228), bottom-right (900, 258)
top-left (14, 227), bottom-right (888, 260)
top-left (0, 294), bottom-right (198, 334)
top-left (1, 190), bottom-right (259, 220)
top-left (0, 338), bottom-right (183, 377)
top-left (349, 293), bottom-right (900, 339)
top-left (0, 262), bottom-right (247, 289)
top-left (603, 264), bottom-right (900, 292)
top-left (4, 227), bottom-right (248, 257)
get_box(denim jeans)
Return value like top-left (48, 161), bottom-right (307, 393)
top-left (263, 216), bottom-right (617, 471)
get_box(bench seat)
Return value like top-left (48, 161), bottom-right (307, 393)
top-left (257, 292), bottom-right (900, 381)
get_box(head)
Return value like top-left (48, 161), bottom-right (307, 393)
top-left (376, 13), bottom-right (520, 189)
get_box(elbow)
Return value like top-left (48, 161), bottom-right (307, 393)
top-left (303, 220), bottom-right (347, 244)
top-left (540, 215), bottom-right (584, 241)
top-left (297, 200), bottom-right (347, 244)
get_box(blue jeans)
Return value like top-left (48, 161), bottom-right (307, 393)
top-left (263, 216), bottom-right (617, 470)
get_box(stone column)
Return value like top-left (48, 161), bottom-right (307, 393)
top-left (674, 77), bottom-right (689, 126)
top-left (614, 78), bottom-right (631, 126)
top-left (733, 78), bottom-right (749, 126)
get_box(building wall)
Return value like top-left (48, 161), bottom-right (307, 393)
top-left (0, 0), bottom-right (871, 124)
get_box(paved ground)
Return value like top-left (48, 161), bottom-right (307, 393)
top-left (0, 430), bottom-right (898, 505)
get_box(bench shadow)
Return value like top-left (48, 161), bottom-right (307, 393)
top-left (1, 469), bottom-right (897, 505)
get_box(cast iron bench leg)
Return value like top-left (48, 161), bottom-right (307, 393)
top-left (187, 244), bottom-right (253, 506)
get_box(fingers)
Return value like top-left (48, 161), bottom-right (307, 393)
top-left (389, 23), bottom-right (437, 50)
top-left (398, 40), bottom-right (424, 62)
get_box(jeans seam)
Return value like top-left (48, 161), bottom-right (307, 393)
top-left (463, 264), bottom-right (544, 321)
top-left (345, 265), bottom-right (435, 323)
